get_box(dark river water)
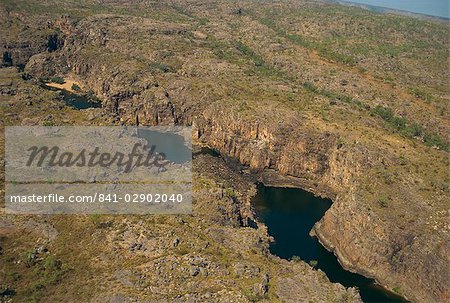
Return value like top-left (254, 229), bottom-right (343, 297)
top-left (41, 84), bottom-right (101, 109)
top-left (252, 183), bottom-right (409, 303)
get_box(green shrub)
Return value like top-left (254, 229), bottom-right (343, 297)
top-left (150, 62), bottom-right (174, 73)
top-left (372, 105), bottom-right (394, 122)
top-left (371, 105), bottom-right (449, 151)
top-left (409, 87), bottom-right (433, 103)
top-left (234, 41), bottom-right (265, 66)
top-left (309, 260), bottom-right (318, 268)
top-left (318, 47), bottom-right (356, 65)
top-left (378, 198), bottom-right (388, 208)
top-left (50, 77), bottom-right (65, 84)
top-left (85, 90), bottom-right (101, 104)
top-left (225, 187), bottom-right (236, 198)
top-left (34, 255), bottom-right (65, 287)
top-left (303, 82), bottom-right (319, 93)
top-left (42, 121), bottom-right (55, 126)
top-left (291, 255), bottom-right (302, 262)
top-left (71, 83), bottom-right (81, 91)
top-left (286, 33), bottom-right (312, 48)
top-left (391, 116), bottom-right (407, 130)
top-left (424, 133), bottom-right (449, 151)
top-left (88, 214), bottom-right (100, 223)
top-left (406, 123), bottom-right (423, 137)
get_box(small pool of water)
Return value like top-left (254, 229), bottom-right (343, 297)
top-left (41, 84), bottom-right (101, 109)
top-left (137, 128), bottom-right (191, 164)
top-left (60, 90), bottom-right (101, 109)
top-left (253, 183), bottom-right (409, 303)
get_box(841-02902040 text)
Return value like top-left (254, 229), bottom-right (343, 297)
top-left (96, 193), bottom-right (184, 203)
top-left (9, 193), bottom-right (185, 204)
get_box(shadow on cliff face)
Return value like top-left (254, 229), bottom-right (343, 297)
top-left (47, 34), bottom-right (60, 52)
top-left (2, 51), bottom-right (13, 67)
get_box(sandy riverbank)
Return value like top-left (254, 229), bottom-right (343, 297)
top-left (46, 79), bottom-right (82, 92)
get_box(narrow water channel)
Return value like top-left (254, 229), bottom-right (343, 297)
top-left (252, 183), bottom-right (409, 303)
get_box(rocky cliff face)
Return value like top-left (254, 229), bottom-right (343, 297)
top-left (0, 11), bottom-right (73, 67)
top-left (193, 102), bottom-right (448, 303)
top-left (194, 104), bottom-right (363, 191)
top-left (1, 1), bottom-right (449, 302)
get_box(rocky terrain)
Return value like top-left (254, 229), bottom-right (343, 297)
top-left (1, 0), bottom-right (449, 302)
top-left (0, 66), bottom-right (360, 302)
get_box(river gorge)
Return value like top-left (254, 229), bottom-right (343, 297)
top-left (252, 183), bottom-right (409, 302)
